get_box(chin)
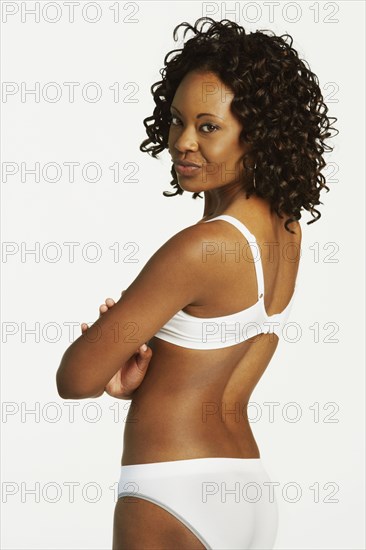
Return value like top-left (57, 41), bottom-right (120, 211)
top-left (177, 180), bottom-right (197, 191)
top-left (177, 177), bottom-right (206, 192)
top-left (181, 184), bottom-right (205, 194)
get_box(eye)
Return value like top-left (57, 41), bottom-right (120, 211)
top-left (169, 115), bottom-right (219, 133)
top-left (170, 115), bottom-right (181, 126)
top-left (200, 123), bottom-right (219, 133)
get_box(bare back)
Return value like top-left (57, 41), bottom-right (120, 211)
top-left (122, 209), bottom-right (302, 466)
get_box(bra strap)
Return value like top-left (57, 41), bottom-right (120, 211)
top-left (204, 214), bottom-right (265, 299)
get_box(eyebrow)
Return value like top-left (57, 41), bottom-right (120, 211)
top-left (170, 105), bottom-right (224, 120)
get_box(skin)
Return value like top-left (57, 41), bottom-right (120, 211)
top-left (81, 292), bottom-right (152, 400)
top-left (81, 70), bottom-right (302, 548)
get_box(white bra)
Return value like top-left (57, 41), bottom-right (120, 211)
top-left (154, 214), bottom-right (299, 349)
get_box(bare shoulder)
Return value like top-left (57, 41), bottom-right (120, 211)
top-left (151, 220), bottom-right (228, 265)
top-left (118, 219), bottom-right (227, 318)
top-left (56, 221), bottom-right (221, 398)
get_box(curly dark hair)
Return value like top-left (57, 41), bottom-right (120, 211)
top-left (140, 17), bottom-right (338, 233)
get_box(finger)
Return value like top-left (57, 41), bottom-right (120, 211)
top-left (99, 304), bottom-right (108, 315)
top-left (136, 346), bottom-right (152, 370)
top-left (135, 343), bottom-right (147, 353)
top-left (138, 343), bottom-right (150, 353)
top-left (105, 298), bottom-right (115, 307)
top-left (81, 323), bottom-right (88, 332)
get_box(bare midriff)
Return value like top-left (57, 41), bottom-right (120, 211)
top-left (121, 333), bottom-right (279, 465)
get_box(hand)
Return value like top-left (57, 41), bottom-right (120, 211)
top-left (81, 290), bottom-right (153, 399)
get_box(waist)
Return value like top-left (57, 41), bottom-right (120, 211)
top-left (122, 403), bottom-right (260, 465)
top-left (124, 395), bottom-right (253, 436)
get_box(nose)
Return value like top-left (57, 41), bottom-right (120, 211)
top-left (170, 125), bottom-right (199, 153)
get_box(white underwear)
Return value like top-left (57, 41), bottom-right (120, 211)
top-left (118, 456), bottom-right (279, 549)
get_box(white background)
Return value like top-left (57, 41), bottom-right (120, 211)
top-left (1, 1), bottom-right (365, 549)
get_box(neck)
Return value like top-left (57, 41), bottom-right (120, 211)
top-left (202, 188), bottom-right (269, 221)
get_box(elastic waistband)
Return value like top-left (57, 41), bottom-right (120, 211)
top-left (120, 457), bottom-right (265, 477)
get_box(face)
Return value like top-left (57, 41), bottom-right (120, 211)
top-left (168, 70), bottom-right (252, 193)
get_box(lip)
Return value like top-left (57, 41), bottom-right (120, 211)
top-left (175, 161), bottom-right (201, 167)
top-left (174, 164), bottom-right (202, 176)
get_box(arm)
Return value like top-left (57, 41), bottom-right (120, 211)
top-left (74, 293), bottom-right (153, 401)
top-left (56, 224), bottom-right (209, 399)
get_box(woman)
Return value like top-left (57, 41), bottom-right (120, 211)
top-left (56, 17), bottom-right (338, 550)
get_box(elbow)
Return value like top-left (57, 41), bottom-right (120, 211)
top-left (56, 354), bottom-right (91, 400)
top-left (56, 382), bottom-right (95, 400)
top-left (56, 373), bottom-right (84, 400)
top-left (56, 370), bottom-right (103, 400)
top-left (56, 358), bottom-right (77, 399)
top-left (57, 389), bottom-right (82, 400)
top-left (56, 381), bottom-right (82, 400)
top-left (56, 371), bottom-right (96, 400)
top-left (56, 346), bottom-right (105, 400)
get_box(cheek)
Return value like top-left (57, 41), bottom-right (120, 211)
top-left (204, 139), bottom-right (240, 163)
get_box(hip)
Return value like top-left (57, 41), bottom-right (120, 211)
top-left (116, 456), bottom-right (279, 549)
